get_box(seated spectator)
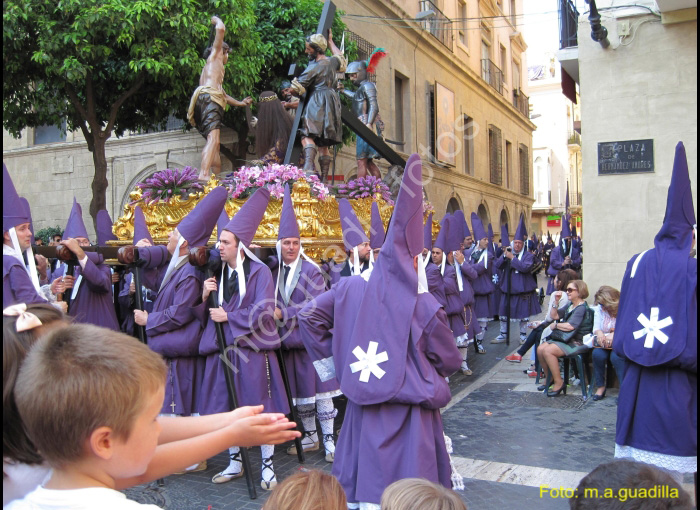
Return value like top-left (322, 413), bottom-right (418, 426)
top-left (263, 470), bottom-right (346, 510)
top-left (6, 323), bottom-right (300, 510)
top-left (506, 269), bottom-right (578, 372)
top-left (3, 303), bottom-right (69, 506)
top-left (569, 459), bottom-right (692, 510)
top-left (537, 280), bottom-right (591, 396)
top-left (589, 286), bottom-right (624, 401)
top-left (381, 478), bottom-right (466, 510)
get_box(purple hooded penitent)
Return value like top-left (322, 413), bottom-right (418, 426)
top-left (64, 198), bottom-right (90, 240)
top-left (613, 141), bottom-right (697, 472)
top-left (471, 213), bottom-right (487, 242)
top-left (278, 184), bottom-right (301, 240)
top-left (223, 187), bottom-right (270, 247)
top-left (133, 206), bottom-right (154, 245)
top-left (3, 165), bottom-right (30, 233)
top-left (216, 207), bottom-right (229, 242)
top-left (500, 223), bottom-right (510, 247)
top-left (615, 141), bottom-right (697, 368)
top-left (96, 210), bottom-right (117, 245)
top-left (433, 214), bottom-right (450, 253)
top-left (424, 213), bottom-right (434, 251)
top-left (339, 153), bottom-right (429, 405)
top-left (369, 202), bottom-right (385, 249)
top-left (178, 187), bottom-right (228, 247)
top-left (455, 210), bottom-right (470, 239)
top-left (338, 198), bottom-right (369, 251)
top-left (514, 213), bottom-right (527, 242)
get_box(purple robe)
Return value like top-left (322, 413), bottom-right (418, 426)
top-left (273, 259), bottom-right (340, 401)
top-left (298, 276), bottom-right (461, 504)
top-left (425, 262), bottom-right (447, 309)
top-left (614, 252), bottom-right (697, 470)
top-left (117, 271), bottom-right (156, 336)
top-left (62, 252), bottom-right (119, 330)
top-left (546, 244), bottom-right (582, 293)
top-left (196, 258), bottom-right (290, 416)
top-left (3, 255), bottom-right (46, 308)
top-left (494, 251), bottom-right (541, 319)
top-left (469, 249), bottom-right (495, 319)
top-left (139, 246), bottom-right (205, 415)
top-left (441, 263), bottom-right (466, 339)
top-left (455, 260), bottom-right (480, 340)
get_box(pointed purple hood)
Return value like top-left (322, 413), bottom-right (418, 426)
top-left (64, 198), bottom-right (90, 241)
top-left (3, 164), bottom-right (30, 232)
top-left (471, 213), bottom-right (487, 241)
top-left (369, 202), bottom-right (385, 249)
top-left (433, 214), bottom-right (451, 252)
top-left (341, 153), bottom-right (430, 405)
top-left (423, 213), bottom-right (434, 251)
top-left (616, 141), bottom-right (697, 368)
top-left (455, 210), bottom-right (470, 239)
top-left (338, 198), bottom-right (369, 250)
top-left (216, 207), bottom-right (230, 242)
top-left (278, 184), bottom-right (301, 240)
top-left (223, 187), bottom-right (270, 247)
top-left (446, 216), bottom-right (462, 253)
top-left (488, 223), bottom-right (494, 243)
top-left (561, 214), bottom-right (572, 238)
top-left (515, 213), bottom-right (528, 242)
top-left (18, 198), bottom-right (35, 244)
top-left (178, 187), bottom-right (228, 247)
top-left (500, 223), bottom-right (510, 247)
top-left (133, 206), bottom-right (153, 245)
top-left (96, 210), bottom-right (117, 245)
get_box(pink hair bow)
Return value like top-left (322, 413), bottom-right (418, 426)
top-left (3, 303), bottom-right (43, 332)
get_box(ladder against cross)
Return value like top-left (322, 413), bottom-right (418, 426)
top-left (283, 1), bottom-right (406, 171)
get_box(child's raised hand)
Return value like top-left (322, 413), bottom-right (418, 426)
top-left (227, 414), bottom-right (301, 447)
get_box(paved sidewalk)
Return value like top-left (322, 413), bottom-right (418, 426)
top-left (125, 291), bottom-right (695, 509)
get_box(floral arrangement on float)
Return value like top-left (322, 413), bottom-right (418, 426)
top-left (131, 166), bottom-right (204, 205)
top-left (333, 175), bottom-right (394, 205)
top-left (219, 164), bottom-right (331, 201)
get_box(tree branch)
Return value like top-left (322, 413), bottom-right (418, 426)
top-left (65, 84), bottom-right (91, 129)
top-left (77, 119), bottom-right (95, 152)
top-left (105, 72), bottom-right (145, 135)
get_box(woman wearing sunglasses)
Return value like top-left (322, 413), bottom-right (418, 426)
top-left (536, 280), bottom-right (589, 396)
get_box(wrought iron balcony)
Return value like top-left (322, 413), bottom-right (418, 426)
top-left (419, 0), bottom-right (453, 49)
top-left (513, 89), bottom-right (529, 118)
top-left (481, 59), bottom-right (504, 95)
top-left (559, 0), bottom-right (579, 49)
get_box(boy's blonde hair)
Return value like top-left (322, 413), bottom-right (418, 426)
top-left (380, 478), bottom-right (466, 510)
top-left (14, 324), bottom-right (167, 467)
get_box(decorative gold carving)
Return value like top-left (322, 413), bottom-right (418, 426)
top-left (113, 176), bottom-right (438, 261)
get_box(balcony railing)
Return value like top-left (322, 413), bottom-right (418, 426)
top-left (513, 89), bottom-right (529, 118)
top-left (569, 192), bottom-right (582, 207)
top-left (559, 0), bottom-right (579, 49)
top-left (419, 0), bottom-right (453, 49)
top-left (481, 59), bottom-right (504, 95)
top-left (568, 130), bottom-right (581, 146)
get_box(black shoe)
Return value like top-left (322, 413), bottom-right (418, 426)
top-left (592, 390), bottom-right (606, 401)
top-left (537, 382), bottom-right (553, 392)
top-left (547, 384), bottom-right (565, 397)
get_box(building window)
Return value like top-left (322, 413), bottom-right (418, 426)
top-left (519, 144), bottom-right (530, 196)
top-left (512, 60), bottom-right (522, 93)
top-left (428, 86), bottom-right (436, 160)
top-left (394, 73), bottom-right (410, 152)
top-left (500, 44), bottom-right (508, 82)
top-left (510, 0), bottom-right (517, 25)
top-left (458, 0), bottom-right (468, 47)
top-left (488, 125), bottom-right (502, 186)
top-left (505, 140), bottom-right (513, 189)
top-left (34, 120), bottom-right (67, 145)
top-left (345, 31), bottom-right (377, 83)
top-left (462, 115), bottom-right (475, 176)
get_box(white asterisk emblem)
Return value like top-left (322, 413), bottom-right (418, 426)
top-left (492, 273), bottom-right (500, 285)
top-left (350, 341), bottom-right (389, 383)
top-left (633, 307), bottom-right (673, 349)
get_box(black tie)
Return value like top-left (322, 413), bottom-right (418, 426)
top-left (283, 265), bottom-right (291, 288)
top-left (223, 268), bottom-right (238, 302)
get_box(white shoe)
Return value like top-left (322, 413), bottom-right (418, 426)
top-left (491, 334), bottom-right (507, 344)
top-left (460, 361), bottom-right (473, 376)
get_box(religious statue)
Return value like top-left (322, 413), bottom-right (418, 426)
top-left (340, 49), bottom-right (387, 179)
top-left (188, 16), bottom-right (253, 181)
top-left (290, 30), bottom-right (347, 182)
